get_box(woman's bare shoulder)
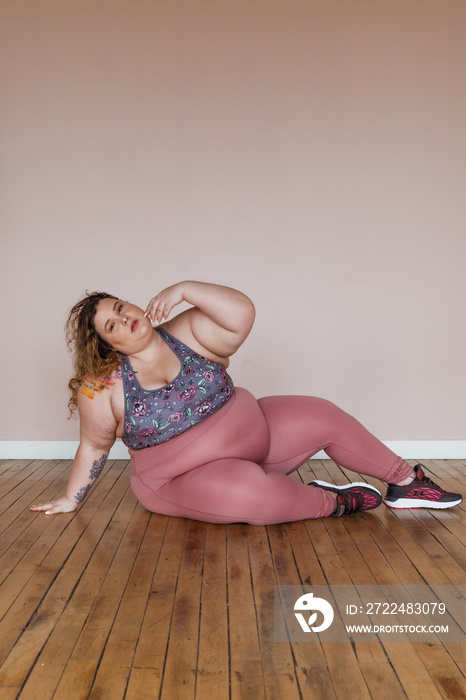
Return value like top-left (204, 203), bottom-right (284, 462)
top-left (77, 369), bottom-right (122, 440)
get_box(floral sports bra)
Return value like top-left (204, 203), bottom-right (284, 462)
top-left (121, 328), bottom-right (234, 449)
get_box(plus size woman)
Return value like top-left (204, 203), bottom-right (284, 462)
top-left (31, 281), bottom-right (462, 523)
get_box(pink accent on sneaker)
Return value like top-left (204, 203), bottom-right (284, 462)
top-left (384, 465), bottom-right (462, 510)
top-left (308, 480), bottom-right (382, 516)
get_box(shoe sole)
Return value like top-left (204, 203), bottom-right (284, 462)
top-left (309, 480), bottom-right (382, 497)
top-left (384, 496), bottom-right (463, 509)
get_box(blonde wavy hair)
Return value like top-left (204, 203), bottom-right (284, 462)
top-left (65, 291), bottom-right (122, 417)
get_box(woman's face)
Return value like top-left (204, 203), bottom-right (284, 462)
top-left (93, 297), bottom-right (153, 354)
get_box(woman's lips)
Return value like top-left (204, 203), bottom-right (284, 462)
top-left (131, 320), bottom-right (138, 332)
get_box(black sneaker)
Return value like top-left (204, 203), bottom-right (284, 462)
top-left (308, 480), bottom-right (382, 517)
top-left (384, 464), bottom-right (463, 510)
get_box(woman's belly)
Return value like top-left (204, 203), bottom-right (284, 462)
top-left (130, 388), bottom-right (270, 485)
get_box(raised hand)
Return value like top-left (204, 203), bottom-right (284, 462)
top-left (144, 282), bottom-right (186, 324)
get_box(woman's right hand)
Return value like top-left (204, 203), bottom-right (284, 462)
top-left (30, 496), bottom-right (77, 515)
top-left (144, 282), bottom-right (186, 324)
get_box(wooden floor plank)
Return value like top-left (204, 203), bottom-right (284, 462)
top-left (159, 519), bottom-right (206, 700)
top-left (0, 459), bottom-right (64, 519)
top-left (226, 523), bottom-right (267, 700)
top-left (0, 459), bottom-right (102, 579)
top-left (301, 460), bottom-right (459, 699)
top-left (0, 461), bottom-right (128, 692)
top-left (267, 522), bottom-right (340, 700)
top-left (125, 516), bottom-right (188, 699)
top-left (88, 511), bottom-right (166, 699)
top-left (21, 488), bottom-right (143, 700)
top-left (195, 523), bottom-right (229, 700)
top-left (247, 525), bottom-right (302, 700)
top-left (337, 459), bottom-right (466, 699)
top-left (0, 460), bottom-right (36, 493)
top-left (0, 459), bottom-right (464, 700)
top-left (301, 517), bottom-right (394, 699)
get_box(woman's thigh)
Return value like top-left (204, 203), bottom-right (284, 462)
top-left (257, 394), bottom-right (411, 484)
top-left (258, 395), bottom-right (340, 473)
top-left (132, 457), bottom-right (335, 524)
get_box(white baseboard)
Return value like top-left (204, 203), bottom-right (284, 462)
top-left (0, 441), bottom-right (131, 460)
top-left (1, 440), bottom-right (465, 461)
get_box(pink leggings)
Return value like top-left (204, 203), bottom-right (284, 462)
top-left (130, 388), bottom-right (414, 525)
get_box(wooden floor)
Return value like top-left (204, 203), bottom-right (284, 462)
top-left (0, 458), bottom-right (465, 699)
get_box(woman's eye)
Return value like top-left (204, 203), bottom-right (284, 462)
top-left (110, 322), bottom-right (115, 331)
top-left (118, 304), bottom-right (123, 312)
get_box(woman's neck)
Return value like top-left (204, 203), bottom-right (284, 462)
top-left (126, 327), bottom-right (162, 366)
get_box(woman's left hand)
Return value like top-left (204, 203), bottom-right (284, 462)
top-left (144, 283), bottom-right (186, 324)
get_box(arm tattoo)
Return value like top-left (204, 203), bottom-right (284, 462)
top-left (75, 484), bottom-right (91, 504)
top-left (89, 454), bottom-right (107, 481)
top-left (73, 454), bottom-right (108, 505)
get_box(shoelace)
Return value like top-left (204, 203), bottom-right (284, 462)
top-left (415, 470), bottom-right (445, 494)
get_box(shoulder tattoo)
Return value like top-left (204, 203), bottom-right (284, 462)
top-left (80, 370), bottom-right (122, 400)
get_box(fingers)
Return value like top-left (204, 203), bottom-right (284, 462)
top-left (144, 284), bottom-right (185, 325)
top-left (30, 502), bottom-right (54, 512)
top-left (30, 501), bottom-right (75, 515)
top-left (144, 296), bottom-right (159, 324)
top-left (144, 296), bottom-right (172, 324)
top-left (42, 504), bottom-right (67, 515)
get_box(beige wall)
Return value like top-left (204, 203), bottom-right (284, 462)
top-left (2, 0), bottom-right (465, 446)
